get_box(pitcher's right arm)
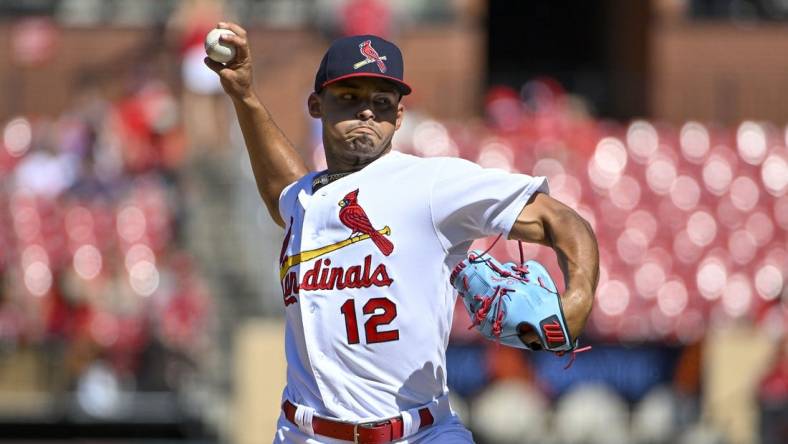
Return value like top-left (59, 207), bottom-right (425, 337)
top-left (204, 22), bottom-right (309, 228)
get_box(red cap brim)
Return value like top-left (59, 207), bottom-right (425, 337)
top-left (320, 72), bottom-right (412, 95)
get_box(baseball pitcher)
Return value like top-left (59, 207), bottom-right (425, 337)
top-left (205, 24), bottom-right (599, 444)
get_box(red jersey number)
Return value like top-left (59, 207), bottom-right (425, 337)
top-left (340, 297), bottom-right (399, 344)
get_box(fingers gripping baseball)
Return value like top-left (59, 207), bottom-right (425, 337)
top-left (204, 22), bottom-right (255, 100)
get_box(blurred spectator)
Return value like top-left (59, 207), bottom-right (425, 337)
top-left (13, 120), bottom-right (79, 198)
top-left (340, 0), bottom-right (393, 37)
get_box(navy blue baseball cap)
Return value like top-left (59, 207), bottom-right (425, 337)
top-left (314, 34), bottom-right (412, 95)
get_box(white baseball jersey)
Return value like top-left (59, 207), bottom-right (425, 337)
top-left (276, 151), bottom-right (548, 423)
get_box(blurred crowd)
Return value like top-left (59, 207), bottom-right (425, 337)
top-left (0, 55), bottom-right (214, 407)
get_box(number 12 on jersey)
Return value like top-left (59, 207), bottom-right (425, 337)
top-left (340, 297), bottom-right (399, 344)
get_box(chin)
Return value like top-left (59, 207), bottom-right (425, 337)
top-left (346, 135), bottom-right (383, 155)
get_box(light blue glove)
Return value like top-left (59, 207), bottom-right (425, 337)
top-left (450, 250), bottom-right (576, 352)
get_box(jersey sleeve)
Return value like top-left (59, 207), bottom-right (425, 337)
top-left (277, 172), bottom-right (317, 224)
top-left (430, 157), bottom-right (549, 250)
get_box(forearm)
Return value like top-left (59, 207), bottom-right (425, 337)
top-left (232, 94), bottom-right (309, 227)
top-left (544, 208), bottom-right (599, 340)
top-left (510, 193), bottom-right (599, 342)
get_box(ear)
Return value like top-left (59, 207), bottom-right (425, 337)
top-left (395, 102), bottom-right (405, 130)
top-left (307, 92), bottom-right (322, 119)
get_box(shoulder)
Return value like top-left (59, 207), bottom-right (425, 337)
top-left (281, 171), bottom-right (318, 200)
top-left (385, 151), bottom-right (480, 175)
top-left (277, 171), bottom-right (319, 219)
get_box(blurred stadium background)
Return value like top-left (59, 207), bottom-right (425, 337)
top-left (0, 0), bottom-right (786, 443)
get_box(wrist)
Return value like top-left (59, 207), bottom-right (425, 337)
top-left (232, 91), bottom-right (262, 108)
top-left (561, 287), bottom-right (594, 341)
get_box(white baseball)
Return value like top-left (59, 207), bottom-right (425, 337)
top-left (205, 28), bottom-right (237, 64)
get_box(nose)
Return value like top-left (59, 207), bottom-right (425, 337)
top-left (356, 107), bottom-right (375, 121)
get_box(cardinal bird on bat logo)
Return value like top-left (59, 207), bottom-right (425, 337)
top-left (354, 40), bottom-right (387, 73)
top-left (338, 189), bottom-right (394, 256)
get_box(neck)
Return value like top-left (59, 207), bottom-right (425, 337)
top-left (324, 144), bottom-right (393, 174)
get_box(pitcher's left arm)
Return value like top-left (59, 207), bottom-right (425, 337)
top-left (509, 192), bottom-right (599, 345)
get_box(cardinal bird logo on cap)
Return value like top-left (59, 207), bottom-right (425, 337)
top-left (338, 189), bottom-right (394, 256)
top-left (354, 40), bottom-right (388, 73)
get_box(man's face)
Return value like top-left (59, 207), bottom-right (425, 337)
top-left (309, 78), bottom-right (404, 168)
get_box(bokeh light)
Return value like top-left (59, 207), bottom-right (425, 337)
top-left (124, 243), bottom-right (156, 271)
top-left (588, 137), bottom-right (628, 190)
top-left (609, 175), bottom-right (641, 210)
top-left (597, 280), bottom-right (630, 316)
top-left (686, 210), bottom-right (717, 247)
top-left (754, 264), bottom-right (783, 301)
top-left (625, 210), bottom-right (658, 243)
top-left (702, 154), bottom-right (733, 196)
top-left (412, 120), bottom-right (457, 157)
top-left (761, 152), bottom-right (788, 196)
top-left (645, 155), bottom-right (677, 195)
top-left (617, 229), bottom-right (648, 264)
top-left (669, 175), bottom-right (701, 211)
top-left (727, 230), bottom-right (757, 265)
top-left (729, 176), bottom-right (760, 212)
top-left (696, 256), bottom-right (727, 300)
top-left (626, 120), bottom-right (659, 163)
top-left (634, 261), bottom-right (666, 300)
top-left (73, 244), bottom-right (102, 280)
top-left (657, 278), bottom-right (688, 317)
top-left (679, 121), bottom-right (710, 163)
top-left (532, 157), bottom-right (565, 178)
top-left (3, 116), bottom-right (33, 157)
top-left (477, 140), bottom-right (514, 172)
top-left (129, 260), bottom-right (159, 296)
top-left (736, 121), bottom-right (767, 165)
top-left (744, 211), bottom-right (774, 246)
top-left (721, 274), bottom-right (752, 318)
top-left (548, 173), bottom-right (582, 208)
top-left (21, 244), bottom-right (49, 269)
top-left (24, 261), bottom-right (52, 297)
top-left (116, 205), bottom-right (146, 243)
top-left (673, 230), bottom-right (703, 264)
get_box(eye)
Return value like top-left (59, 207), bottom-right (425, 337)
top-left (374, 97), bottom-right (393, 107)
top-left (340, 93), bottom-right (356, 101)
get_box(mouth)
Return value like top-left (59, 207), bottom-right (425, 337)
top-left (348, 126), bottom-right (380, 137)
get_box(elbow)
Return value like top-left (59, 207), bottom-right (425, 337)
top-left (547, 204), bottom-right (596, 245)
top-left (547, 205), bottom-right (600, 284)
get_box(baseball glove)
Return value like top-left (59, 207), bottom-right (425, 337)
top-left (450, 247), bottom-right (579, 354)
